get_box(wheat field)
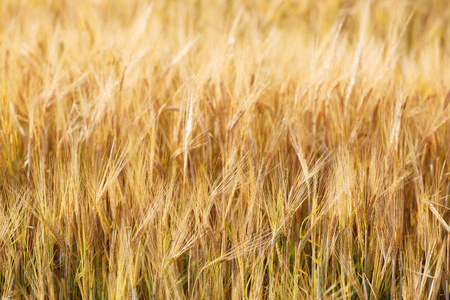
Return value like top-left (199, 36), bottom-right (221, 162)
top-left (1, 0), bottom-right (450, 299)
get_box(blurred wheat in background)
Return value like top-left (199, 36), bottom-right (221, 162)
top-left (0, 0), bottom-right (450, 298)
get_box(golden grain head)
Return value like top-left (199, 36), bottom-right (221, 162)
top-left (0, 0), bottom-right (450, 298)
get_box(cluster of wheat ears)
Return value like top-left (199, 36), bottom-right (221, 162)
top-left (0, 0), bottom-right (450, 299)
